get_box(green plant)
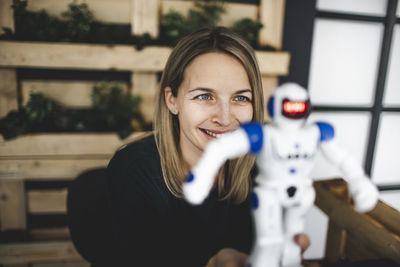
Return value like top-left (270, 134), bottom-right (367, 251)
top-left (0, 83), bottom-right (149, 140)
top-left (2, 0), bottom-right (267, 50)
top-left (61, 1), bottom-right (95, 42)
top-left (231, 18), bottom-right (263, 47)
top-left (160, 0), bottom-right (225, 45)
top-left (88, 82), bottom-right (148, 138)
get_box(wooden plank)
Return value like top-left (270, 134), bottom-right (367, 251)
top-left (0, 241), bottom-right (82, 264)
top-left (0, 132), bottom-right (146, 157)
top-left (0, 0), bottom-right (14, 35)
top-left (0, 41), bottom-right (290, 76)
top-left (131, 72), bottom-right (158, 122)
top-left (130, 0), bottom-right (160, 38)
top-left (21, 81), bottom-right (128, 108)
top-left (324, 220), bottom-right (347, 263)
top-left (314, 180), bottom-right (400, 263)
top-left (0, 69), bottom-right (18, 117)
top-left (261, 76), bottom-right (278, 122)
top-left (29, 227), bottom-right (70, 241)
top-left (0, 180), bottom-right (26, 231)
top-left (345, 231), bottom-right (380, 261)
top-left (33, 260), bottom-right (90, 267)
top-left (258, 0), bottom-right (286, 49)
top-left (0, 41), bottom-right (171, 72)
top-left (27, 189), bottom-right (67, 214)
top-left (0, 158), bottom-right (110, 181)
top-left (367, 199), bottom-right (400, 236)
top-left (257, 51), bottom-right (290, 75)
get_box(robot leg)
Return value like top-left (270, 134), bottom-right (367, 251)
top-left (247, 186), bottom-right (283, 267)
top-left (281, 186), bottom-right (315, 267)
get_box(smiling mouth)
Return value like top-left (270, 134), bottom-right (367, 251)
top-left (200, 128), bottom-right (229, 138)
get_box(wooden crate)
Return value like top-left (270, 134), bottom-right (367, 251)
top-left (0, 0), bottom-right (288, 118)
top-left (0, 0), bottom-right (288, 265)
top-left (0, 132), bottom-right (147, 265)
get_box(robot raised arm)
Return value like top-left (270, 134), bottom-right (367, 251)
top-left (316, 122), bottom-right (379, 212)
top-left (183, 122), bottom-right (264, 205)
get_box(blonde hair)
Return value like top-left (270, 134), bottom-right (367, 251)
top-left (154, 27), bottom-right (264, 203)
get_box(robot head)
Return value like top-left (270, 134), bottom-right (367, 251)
top-left (267, 83), bottom-right (311, 129)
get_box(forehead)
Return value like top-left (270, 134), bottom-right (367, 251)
top-left (182, 52), bottom-right (250, 89)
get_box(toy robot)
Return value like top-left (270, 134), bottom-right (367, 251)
top-left (183, 83), bottom-right (379, 267)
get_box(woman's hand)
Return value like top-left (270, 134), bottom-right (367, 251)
top-left (205, 234), bottom-right (311, 267)
top-left (205, 248), bottom-right (248, 267)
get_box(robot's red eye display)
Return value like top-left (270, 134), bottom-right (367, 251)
top-left (282, 99), bottom-right (310, 119)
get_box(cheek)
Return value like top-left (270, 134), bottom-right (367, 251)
top-left (236, 105), bottom-right (253, 123)
top-left (178, 105), bottom-right (209, 128)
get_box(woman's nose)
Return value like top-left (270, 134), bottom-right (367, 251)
top-left (212, 102), bottom-right (232, 126)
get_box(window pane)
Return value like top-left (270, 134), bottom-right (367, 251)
top-left (397, 2), bottom-right (400, 17)
top-left (304, 206), bottom-right (328, 259)
top-left (308, 112), bottom-right (371, 179)
top-left (309, 19), bottom-right (383, 106)
top-left (371, 113), bottom-right (400, 185)
top-left (383, 25), bottom-right (400, 107)
top-left (317, 0), bottom-right (387, 16)
top-left (379, 191), bottom-right (400, 211)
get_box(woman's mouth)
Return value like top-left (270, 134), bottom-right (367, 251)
top-left (200, 128), bottom-right (230, 138)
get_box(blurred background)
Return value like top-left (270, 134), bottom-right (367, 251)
top-left (0, 0), bottom-right (399, 265)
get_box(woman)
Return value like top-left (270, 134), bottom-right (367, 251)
top-left (106, 27), bottom-right (309, 267)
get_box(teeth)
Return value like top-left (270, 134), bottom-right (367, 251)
top-left (204, 129), bottom-right (224, 138)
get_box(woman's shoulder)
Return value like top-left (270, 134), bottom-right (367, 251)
top-left (107, 133), bottom-right (160, 174)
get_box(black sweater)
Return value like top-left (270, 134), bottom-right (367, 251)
top-left (106, 135), bottom-right (254, 267)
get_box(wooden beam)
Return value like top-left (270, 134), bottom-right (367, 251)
top-left (29, 227), bottom-right (71, 241)
top-left (0, 180), bottom-right (26, 231)
top-left (314, 180), bottom-right (400, 263)
top-left (0, 241), bottom-right (82, 265)
top-left (324, 220), bottom-right (347, 263)
top-left (0, 158), bottom-right (110, 181)
top-left (257, 51), bottom-right (290, 75)
top-left (33, 260), bottom-right (90, 267)
top-left (0, 132), bottom-right (146, 157)
top-left (258, 0), bottom-right (286, 49)
top-left (367, 198), bottom-right (400, 236)
top-left (0, 0), bottom-right (14, 35)
top-left (27, 189), bottom-right (67, 214)
top-left (0, 41), bottom-right (171, 72)
top-left (0, 41), bottom-right (290, 76)
top-left (0, 69), bottom-right (18, 117)
top-left (131, 72), bottom-right (159, 122)
top-left (261, 76), bottom-right (278, 123)
top-left (130, 0), bottom-right (160, 38)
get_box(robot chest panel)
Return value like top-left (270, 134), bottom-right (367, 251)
top-left (269, 129), bottom-right (318, 161)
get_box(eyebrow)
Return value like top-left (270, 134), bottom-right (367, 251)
top-left (188, 87), bottom-right (252, 94)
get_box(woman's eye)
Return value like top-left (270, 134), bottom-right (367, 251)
top-left (196, 94), bottom-right (211, 101)
top-left (235, 95), bottom-right (250, 102)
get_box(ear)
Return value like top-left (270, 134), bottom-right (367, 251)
top-left (164, 86), bottom-right (179, 115)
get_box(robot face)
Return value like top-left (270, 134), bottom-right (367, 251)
top-left (268, 83), bottom-right (311, 128)
top-left (281, 98), bottom-right (310, 119)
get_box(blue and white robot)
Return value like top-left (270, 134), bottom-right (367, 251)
top-left (183, 83), bottom-right (379, 267)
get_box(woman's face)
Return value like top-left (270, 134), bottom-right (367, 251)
top-left (165, 52), bottom-right (253, 167)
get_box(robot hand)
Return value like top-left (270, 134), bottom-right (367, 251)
top-left (348, 177), bottom-right (379, 213)
top-left (183, 127), bottom-right (251, 205)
